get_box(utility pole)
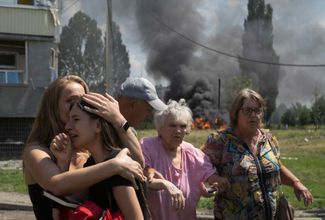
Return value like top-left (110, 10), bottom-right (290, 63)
top-left (105, 0), bottom-right (113, 92)
top-left (218, 78), bottom-right (221, 110)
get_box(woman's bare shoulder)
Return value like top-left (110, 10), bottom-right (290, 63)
top-left (23, 142), bottom-right (52, 161)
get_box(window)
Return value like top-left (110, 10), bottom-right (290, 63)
top-left (0, 53), bottom-right (16, 69)
top-left (0, 52), bottom-right (23, 84)
top-left (17, 0), bottom-right (34, 5)
top-left (0, 71), bottom-right (23, 84)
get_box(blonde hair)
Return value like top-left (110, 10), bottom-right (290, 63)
top-left (229, 88), bottom-right (266, 128)
top-left (154, 99), bottom-right (193, 134)
top-left (27, 75), bottom-right (89, 148)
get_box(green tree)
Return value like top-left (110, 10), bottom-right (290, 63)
top-left (226, 74), bottom-right (252, 108)
top-left (270, 103), bottom-right (287, 125)
top-left (311, 95), bottom-right (325, 129)
top-left (239, 0), bottom-right (280, 124)
top-left (59, 11), bottom-right (105, 92)
top-left (281, 109), bottom-right (296, 127)
top-left (298, 106), bottom-right (311, 126)
top-left (109, 22), bottom-right (131, 96)
top-left (281, 103), bottom-right (312, 127)
top-left (59, 13), bottom-right (130, 94)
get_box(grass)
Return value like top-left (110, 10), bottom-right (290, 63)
top-left (0, 169), bottom-right (26, 193)
top-left (272, 128), bottom-right (325, 209)
top-left (1, 127), bottom-right (324, 210)
top-left (139, 127), bottom-right (325, 210)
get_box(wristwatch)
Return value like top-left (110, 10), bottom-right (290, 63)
top-left (121, 120), bottom-right (130, 132)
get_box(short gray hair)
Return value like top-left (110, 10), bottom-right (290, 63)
top-left (153, 99), bottom-right (193, 133)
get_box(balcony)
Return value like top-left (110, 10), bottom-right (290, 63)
top-left (0, 1), bottom-right (57, 37)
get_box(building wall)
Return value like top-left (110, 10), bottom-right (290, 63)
top-left (0, 40), bottom-right (55, 117)
top-left (0, 3), bottom-right (58, 158)
top-left (0, 6), bottom-right (55, 37)
top-left (28, 41), bottom-right (56, 88)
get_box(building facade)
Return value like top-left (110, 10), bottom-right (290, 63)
top-left (0, 0), bottom-right (58, 158)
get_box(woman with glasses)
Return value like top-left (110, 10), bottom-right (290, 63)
top-left (201, 88), bottom-right (313, 220)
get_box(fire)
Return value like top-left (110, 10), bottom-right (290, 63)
top-left (192, 117), bottom-right (211, 129)
top-left (192, 116), bottom-right (227, 131)
top-left (214, 116), bottom-right (227, 131)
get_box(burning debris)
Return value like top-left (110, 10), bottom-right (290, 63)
top-left (214, 116), bottom-right (227, 131)
top-left (192, 115), bottom-right (227, 131)
top-left (192, 117), bottom-right (211, 130)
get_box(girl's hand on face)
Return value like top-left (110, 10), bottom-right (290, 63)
top-left (81, 92), bottom-right (124, 127)
top-left (50, 133), bottom-right (72, 171)
top-left (114, 148), bottom-right (146, 189)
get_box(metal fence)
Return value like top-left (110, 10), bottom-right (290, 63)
top-left (0, 117), bottom-right (34, 159)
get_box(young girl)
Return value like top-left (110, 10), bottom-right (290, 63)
top-left (64, 99), bottom-right (147, 220)
top-left (23, 76), bottom-right (144, 220)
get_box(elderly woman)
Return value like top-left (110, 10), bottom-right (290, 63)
top-left (201, 88), bottom-right (313, 220)
top-left (140, 99), bottom-right (229, 220)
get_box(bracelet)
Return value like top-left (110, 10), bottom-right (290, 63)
top-left (121, 120), bottom-right (130, 132)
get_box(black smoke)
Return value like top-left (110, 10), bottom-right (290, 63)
top-left (185, 79), bottom-right (216, 120)
top-left (134, 0), bottom-right (202, 101)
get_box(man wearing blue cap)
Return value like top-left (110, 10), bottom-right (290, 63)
top-left (117, 77), bottom-right (167, 128)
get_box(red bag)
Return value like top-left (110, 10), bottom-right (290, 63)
top-left (59, 200), bottom-right (123, 220)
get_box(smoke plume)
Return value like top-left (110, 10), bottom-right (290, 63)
top-left (72, 0), bottom-right (325, 122)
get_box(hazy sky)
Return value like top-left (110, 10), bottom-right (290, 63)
top-left (62, 0), bottom-right (325, 107)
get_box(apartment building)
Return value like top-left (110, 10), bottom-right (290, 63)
top-left (0, 0), bottom-right (58, 157)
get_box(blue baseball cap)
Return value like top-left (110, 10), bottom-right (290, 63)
top-left (120, 77), bottom-right (167, 111)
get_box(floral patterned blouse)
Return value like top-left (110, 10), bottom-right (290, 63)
top-left (201, 128), bottom-right (281, 220)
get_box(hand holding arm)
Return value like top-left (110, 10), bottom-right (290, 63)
top-left (144, 166), bottom-right (165, 183)
top-left (200, 182), bottom-right (217, 198)
top-left (206, 174), bottom-right (230, 194)
top-left (147, 178), bottom-right (185, 210)
top-left (113, 148), bottom-right (146, 190)
top-left (23, 146), bottom-right (145, 196)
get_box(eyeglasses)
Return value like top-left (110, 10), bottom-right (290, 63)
top-left (240, 107), bottom-right (262, 116)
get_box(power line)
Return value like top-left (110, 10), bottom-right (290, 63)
top-left (150, 14), bottom-right (325, 67)
top-left (61, 0), bottom-right (79, 16)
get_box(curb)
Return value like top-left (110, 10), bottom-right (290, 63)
top-left (197, 214), bottom-right (214, 220)
top-left (0, 202), bottom-right (216, 219)
top-left (0, 201), bottom-right (33, 211)
top-left (197, 209), bottom-right (214, 220)
top-left (0, 200), bottom-right (324, 220)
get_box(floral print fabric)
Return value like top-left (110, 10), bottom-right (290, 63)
top-left (201, 128), bottom-right (281, 220)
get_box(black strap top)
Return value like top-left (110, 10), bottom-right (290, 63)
top-left (28, 184), bottom-right (53, 220)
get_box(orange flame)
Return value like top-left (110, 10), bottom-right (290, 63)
top-left (214, 117), bottom-right (227, 131)
top-left (192, 117), bottom-right (211, 129)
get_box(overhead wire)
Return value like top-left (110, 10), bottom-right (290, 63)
top-left (61, 0), bottom-right (79, 16)
top-left (150, 14), bottom-right (325, 67)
